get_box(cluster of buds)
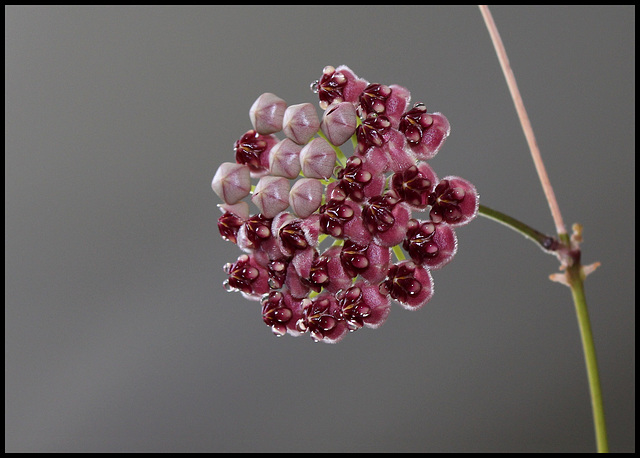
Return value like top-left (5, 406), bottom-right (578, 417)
top-left (212, 65), bottom-right (478, 343)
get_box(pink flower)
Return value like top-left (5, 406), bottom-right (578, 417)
top-left (296, 293), bottom-right (349, 343)
top-left (212, 65), bottom-right (479, 342)
top-left (403, 219), bottom-right (458, 270)
top-left (335, 282), bottom-right (391, 331)
top-left (428, 176), bottom-right (479, 226)
top-left (234, 129), bottom-right (279, 178)
top-left (313, 65), bottom-right (369, 110)
top-left (398, 104), bottom-right (450, 160)
top-left (381, 261), bottom-right (434, 311)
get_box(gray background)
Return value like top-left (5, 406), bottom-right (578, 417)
top-left (5, 5), bottom-right (634, 452)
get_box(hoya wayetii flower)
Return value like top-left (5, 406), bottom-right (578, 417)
top-left (212, 65), bottom-right (478, 343)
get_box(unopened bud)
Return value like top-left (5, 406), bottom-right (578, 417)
top-left (299, 137), bottom-right (337, 179)
top-left (282, 103), bottom-right (320, 145)
top-left (251, 176), bottom-right (291, 218)
top-left (269, 138), bottom-right (303, 179)
top-left (320, 102), bottom-right (358, 146)
top-left (249, 92), bottom-right (287, 134)
top-left (211, 162), bottom-right (251, 205)
top-left (289, 178), bottom-right (323, 218)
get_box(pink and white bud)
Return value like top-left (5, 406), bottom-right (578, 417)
top-left (211, 162), bottom-right (251, 205)
top-left (300, 137), bottom-right (337, 179)
top-left (320, 101), bottom-right (358, 146)
top-left (289, 177), bottom-right (323, 218)
top-left (251, 176), bottom-right (290, 219)
top-left (282, 103), bottom-right (321, 145)
top-left (268, 138), bottom-right (303, 179)
top-left (249, 92), bottom-right (287, 134)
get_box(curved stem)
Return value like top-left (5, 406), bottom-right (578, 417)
top-left (567, 262), bottom-right (609, 453)
top-left (477, 204), bottom-right (559, 252)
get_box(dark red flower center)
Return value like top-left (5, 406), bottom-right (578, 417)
top-left (234, 130), bottom-right (270, 172)
top-left (356, 114), bottom-right (391, 153)
top-left (242, 214), bottom-right (272, 250)
top-left (398, 104), bottom-right (434, 145)
top-left (316, 68), bottom-right (348, 108)
top-left (382, 262), bottom-right (423, 303)
top-left (223, 254), bottom-right (260, 294)
top-left (340, 240), bottom-right (370, 278)
top-left (358, 83), bottom-right (392, 118)
top-left (319, 200), bottom-right (355, 238)
top-left (391, 165), bottom-right (432, 207)
top-left (336, 156), bottom-right (373, 202)
top-left (262, 291), bottom-right (293, 337)
top-left (217, 211), bottom-right (244, 244)
top-left (267, 258), bottom-right (289, 290)
top-left (362, 194), bottom-right (397, 234)
top-left (428, 179), bottom-right (466, 224)
top-left (336, 286), bottom-right (372, 331)
top-left (403, 219), bottom-right (439, 264)
top-left (279, 221), bottom-right (309, 253)
top-left (296, 297), bottom-right (339, 342)
top-left (302, 252), bottom-right (331, 292)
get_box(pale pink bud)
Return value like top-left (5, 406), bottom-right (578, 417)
top-left (282, 103), bottom-right (320, 145)
top-left (211, 162), bottom-right (251, 205)
top-left (299, 137), bottom-right (337, 179)
top-left (289, 178), bottom-right (323, 218)
top-left (251, 176), bottom-right (290, 218)
top-left (249, 92), bottom-right (287, 134)
top-left (320, 101), bottom-right (358, 146)
top-left (268, 138), bottom-right (303, 179)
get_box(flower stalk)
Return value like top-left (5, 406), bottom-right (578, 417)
top-left (479, 5), bottom-right (608, 452)
top-left (477, 204), bottom-right (558, 253)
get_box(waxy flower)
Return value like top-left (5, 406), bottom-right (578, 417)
top-left (212, 65), bottom-right (479, 343)
top-left (234, 129), bottom-right (279, 178)
top-left (398, 104), bottom-right (450, 160)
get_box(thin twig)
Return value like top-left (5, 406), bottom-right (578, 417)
top-left (478, 5), bottom-right (567, 237)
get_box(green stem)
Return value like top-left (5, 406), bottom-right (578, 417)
top-left (477, 204), bottom-right (559, 253)
top-left (566, 256), bottom-right (609, 453)
top-left (392, 245), bottom-right (406, 262)
top-left (480, 206), bottom-right (608, 452)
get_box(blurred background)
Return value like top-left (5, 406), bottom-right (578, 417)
top-left (5, 5), bottom-right (634, 452)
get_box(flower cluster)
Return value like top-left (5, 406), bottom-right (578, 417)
top-left (212, 65), bottom-right (478, 343)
